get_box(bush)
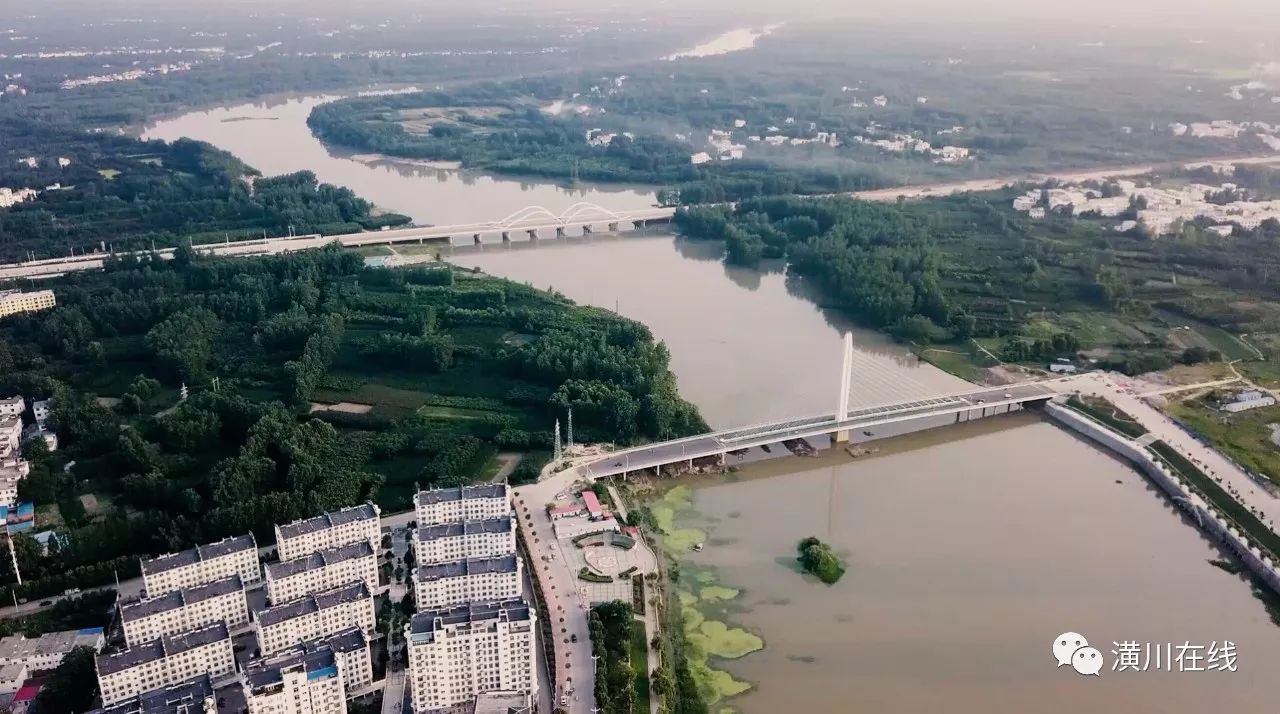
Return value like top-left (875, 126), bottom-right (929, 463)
top-left (796, 536), bottom-right (845, 584)
top-left (578, 568), bottom-right (614, 583)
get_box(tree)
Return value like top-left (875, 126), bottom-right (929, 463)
top-left (39, 645), bottom-right (98, 713)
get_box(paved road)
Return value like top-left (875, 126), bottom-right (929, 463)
top-left (512, 469), bottom-right (600, 714)
top-left (1058, 372), bottom-right (1280, 527)
top-left (586, 382), bottom-right (1057, 478)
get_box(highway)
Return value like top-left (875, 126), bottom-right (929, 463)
top-left (0, 204), bottom-right (677, 281)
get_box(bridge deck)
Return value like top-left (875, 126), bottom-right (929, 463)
top-left (584, 383), bottom-right (1056, 478)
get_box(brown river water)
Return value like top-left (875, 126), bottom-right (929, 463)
top-left (146, 97), bottom-right (1280, 713)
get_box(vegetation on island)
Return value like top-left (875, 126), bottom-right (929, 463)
top-left (0, 248), bottom-right (703, 601)
top-left (796, 537), bottom-right (846, 584)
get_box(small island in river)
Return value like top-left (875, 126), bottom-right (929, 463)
top-left (797, 536), bottom-right (846, 584)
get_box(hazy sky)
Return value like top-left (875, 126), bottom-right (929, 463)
top-left (38, 0), bottom-right (1280, 33)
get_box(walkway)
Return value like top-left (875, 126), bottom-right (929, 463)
top-left (513, 468), bottom-right (601, 714)
top-left (1060, 372), bottom-right (1280, 526)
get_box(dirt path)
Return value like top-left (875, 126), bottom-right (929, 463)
top-left (491, 452), bottom-right (523, 483)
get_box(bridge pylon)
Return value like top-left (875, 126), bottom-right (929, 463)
top-left (834, 332), bottom-right (853, 443)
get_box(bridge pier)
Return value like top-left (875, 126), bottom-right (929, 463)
top-left (527, 229), bottom-right (538, 240)
top-left (632, 220), bottom-right (646, 230)
top-left (501, 231), bottom-right (510, 243)
top-left (556, 227), bottom-right (566, 238)
top-left (472, 234), bottom-right (482, 246)
top-left (607, 222), bottom-right (619, 233)
top-left (582, 224), bottom-right (593, 235)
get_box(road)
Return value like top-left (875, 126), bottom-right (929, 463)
top-left (512, 468), bottom-right (601, 714)
top-left (585, 382), bottom-right (1057, 479)
top-left (1057, 372), bottom-right (1280, 527)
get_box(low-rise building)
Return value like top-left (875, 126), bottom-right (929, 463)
top-left (414, 517), bottom-right (515, 565)
top-left (405, 599), bottom-right (537, 713)
top-left (88, 675), bottom-right (216, 714)
top-left (0, 627), bottom-right (104, 671)
top-left (29, 399), bottom-right (52, 425)
top-left (0, 662), bottom-right (27, 695)
top-left (415, 485), bottom-right (509, 526)
top-left (0, 397), bottom-right (22, 417)
top-left (120, 576), bottom-right (249, 647)
top-left (413, 555), bottom-right (523, 610)
top-left (0, 290), bottom-right (55, 319)
top-left (472, 692), bottom-right (533, 714)
top-left (140, 534), bottom-right (260, 597)
top-left (1221, 390), bottom-right (1277, 413)
top-left (95, 623), bottom-right (234, 707)
top-left (255, 582), bottom-right (375, 657)
top-left (0, 416), bottom-right (22, 453)
top-left (265, 541), bottom-right (378, 606)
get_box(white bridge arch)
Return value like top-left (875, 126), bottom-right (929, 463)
top-left (493, 202), bottom-right (631, 228)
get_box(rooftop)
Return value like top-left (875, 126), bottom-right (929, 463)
top-left (140, 534), bottom-right (256, 577)
top-left (416, 517), bottom-right (513, 542)
top-left (120, 575), bottom-right (243, 623)
top-left (0, 396), bottom-right (20, 408)
top-left (96, 623), bottom-right (229, 676)
top-left (276, 503), bottom-right (379, 542)
top-left (415, 484), bottom-right (507, 507)
top-left (473, 691), bottom-right (533, 714)
top-left (416, 554), bottom-right (519, 582)
top-left (266, 541), bottom-right (373, 581)
top-left (256, 581), bottom-right (370, 628)
top-left (90, 675), bottom-right (214, 714)
top-left (0, 627), bottom-right (104, 664)
top-left (244, 646), bottom-right (338, 692)
top-left (408, 599), bottom-right (530, 644)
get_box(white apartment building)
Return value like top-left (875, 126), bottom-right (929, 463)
top-left (255, 582), bottom-right (375, 657)
top-left (89, 674), bottom-right (216, 714)
top-left (140, 534), bottom-right (260, 597)
top-left (242, 628), bottom-right (373, 714)
top-left (0, 627), bottom-right (104, 671)
top-left (96, 623), bottom-right (235, 707)
top-left (415, 484), bottom-right (509, 526)
top-left (405, 600), bottom-right (537, 713)
top-left (243, 646), bottom-right (346, 714)
top-left (412, 555), bottom-right (523, 610)
top-left (274, 503), bottom-right (381, 562)
top-left (120, 575), bottom-right (249, 647)
top-left (0, 396), bottom-right (22, 417)
top-left (0, 416), bottom-right (22, 453)
top-left (265, 541), bottom-right (377, 606)
top-left (0, 290), bottom-right (56, 319)
top-left (414, 517), bottom-right (515, 565)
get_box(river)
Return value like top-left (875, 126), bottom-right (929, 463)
top-left (145, 97), bottom-right (1280, 713)
top-left (142, 95), bottom-right (659, 227)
